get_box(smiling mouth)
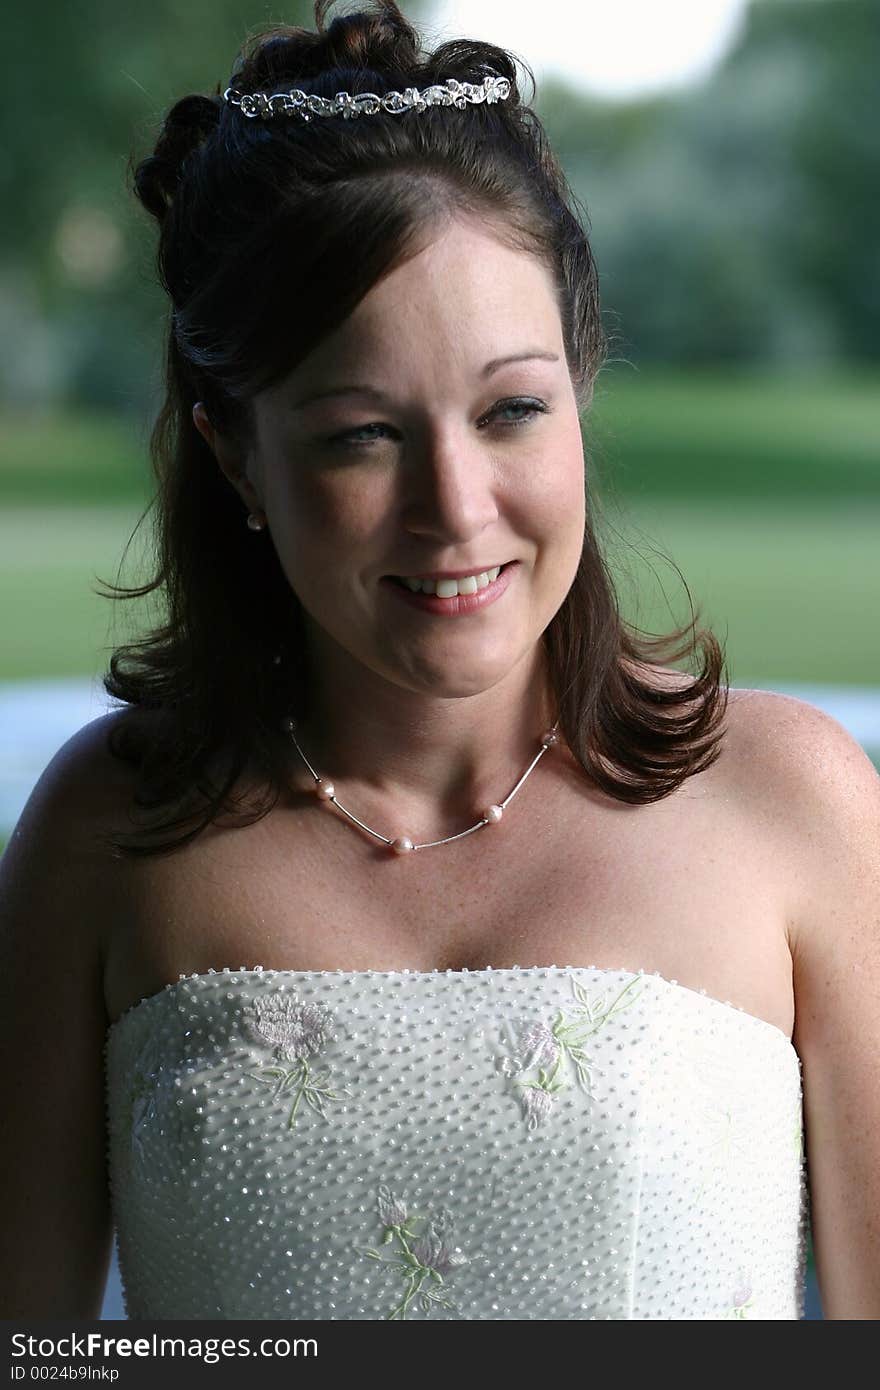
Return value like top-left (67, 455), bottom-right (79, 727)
top-left (387, 561), bottom-right (512, 588)
top-left (379, 563), bottom-right (517, 617)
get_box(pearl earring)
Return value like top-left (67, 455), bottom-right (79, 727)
top-left (247, 511), bottom-right (267, 531)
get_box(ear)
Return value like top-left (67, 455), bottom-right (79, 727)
top-left (192, 402), bottom-right (263, 513)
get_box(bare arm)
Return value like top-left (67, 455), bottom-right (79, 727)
top-left (0, 714), bottom-right (127, 1316)
top-left (761, 693), bottom-right (880, 1319)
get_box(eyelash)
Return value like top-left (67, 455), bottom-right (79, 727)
top-left (325, 397), bottom-right (549, 447)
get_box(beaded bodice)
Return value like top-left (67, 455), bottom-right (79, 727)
top-left (103, 965), bottom-right (809, 1320)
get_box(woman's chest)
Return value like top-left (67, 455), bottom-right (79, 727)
top-left (103, 717), bottom-right (799, 1039)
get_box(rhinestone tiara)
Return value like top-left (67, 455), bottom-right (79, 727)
top-left (222, 73), bottom-right (511, 122)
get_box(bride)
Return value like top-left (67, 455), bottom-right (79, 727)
top-left (1, 0), bottom-right (877, 1321)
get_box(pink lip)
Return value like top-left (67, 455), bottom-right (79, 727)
top-left (380, 561), bottom-right (517, 617)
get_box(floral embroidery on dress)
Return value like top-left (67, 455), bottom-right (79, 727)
top-left (724, 1271), bottom-right (755, 1318)
top-left (130, 1065), bottom-right (160, 1162)
top-left (497, 973), bottom-right (644, 1130)
top-left (692, 1103), bottom-right (752, 1205)
top-left (244, 990), bottom-right (351, 1129)
top-left (353, 1183), bottom-right (470, 1319)
top-left (120, 1027), bottom-right (180, 1164)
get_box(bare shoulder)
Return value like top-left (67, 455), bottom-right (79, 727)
top-left (648, 675), bottom-right (877, 950)
top-left (756, 687), bottom-right (880, 945)
top-left (2, 706), bottom-right (146, 856)
top-left (1, 706), bottom-right (150, 954)
top-left (714, 682), bottom-right (879, 841)
top-left (11, 708), bottom-right (151, 862)
top-left (717, 683), bottom-right (878, 802)
top-left (636, 674), bottom-right (879, 956)
top-left (0, 705), bottom-right (148, 1314)
top-left (719, 690), bottom-right (880, 1317)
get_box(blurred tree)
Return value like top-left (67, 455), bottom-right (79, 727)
top-left (1, 0), bottom-right (324, 411)
top-left (0, 0), bottom-right (876, 409)
top-left (541, 0), bottom-right (879, 365)
top-left (784, 0), bottom-right (880, 358)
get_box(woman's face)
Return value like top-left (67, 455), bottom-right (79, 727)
top-left (209, 215), bottom-right (586, 705)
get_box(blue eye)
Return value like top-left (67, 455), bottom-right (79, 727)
top-left (492, 399), bottom-right (547, 427)
top-left (326, 397), bottom-right (548, 447)
top-left (333, 422), bottom-right (391, 445)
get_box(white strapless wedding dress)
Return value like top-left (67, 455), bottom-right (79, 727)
top-left (103, 964), bottom-right (809, 1319)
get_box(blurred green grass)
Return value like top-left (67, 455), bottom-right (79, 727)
top-left (601, 498), bottom-right (880, 685)
top-left (0, 503), bottom-right (154, 677)
top-left (587, 366), bottom-right (880, 500)
top-left (0, 411), bottom-right (154, 503)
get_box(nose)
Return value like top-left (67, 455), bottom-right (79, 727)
top-left (400, 422), bottom-right (501, 547)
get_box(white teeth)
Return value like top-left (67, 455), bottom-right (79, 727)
top-left (400, 566), bottom-right (501, 596)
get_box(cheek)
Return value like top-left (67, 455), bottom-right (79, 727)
top-left (270, 457), bottom-right (374, 543)
top-left (521, 421), bottom-right (585, 533)
top-left (557, 417), bottom-right (587, 514)
top-left (267, 472), bottom-right (382, 600)
top-left (529, 427), bottom-right (586, 591)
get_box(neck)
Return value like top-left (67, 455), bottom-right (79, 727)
top-left (283, 639), bottom-right (558, 842)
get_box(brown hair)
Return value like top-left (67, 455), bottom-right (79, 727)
top-left (99, 0), bottom-right (729, 857)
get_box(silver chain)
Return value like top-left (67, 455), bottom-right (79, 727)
top-left (280, 714), bottom-right (560, 853)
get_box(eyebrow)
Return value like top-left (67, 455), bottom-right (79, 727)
top-left (290, 350), bottom-right (560, 411)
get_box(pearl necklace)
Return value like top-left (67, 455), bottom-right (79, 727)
top-left (280, 715), bottom-right (561, 853)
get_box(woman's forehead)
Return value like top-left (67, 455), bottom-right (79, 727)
top-left (273, 251), bottom-right (562, 395)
